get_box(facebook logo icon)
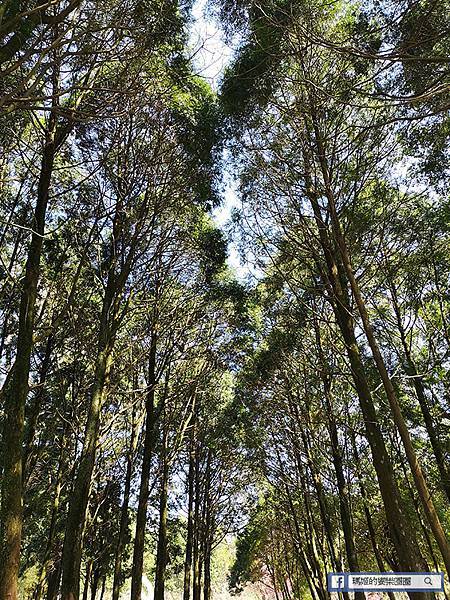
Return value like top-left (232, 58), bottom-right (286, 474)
top-left (328, 573), bottom-right (347, 591)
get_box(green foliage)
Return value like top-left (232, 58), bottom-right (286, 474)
top-left (228, 501), bottom-right (266, 593)
top-left (191, 214), bottom-right (228, 281)
top-left (220, 0), bottom-right (296, 120)
top-left (3, 0), bottom-right (450, 598)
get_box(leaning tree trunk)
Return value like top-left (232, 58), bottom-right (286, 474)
top-left (61, 188), bottom-right (135, 599)
top-left (311, 111), bottom-right (450, 577)
top-left (289, 437), bottom-right (327, 598)
top-left (24, 227), bottom-right (96, 488)
top-left (183, 421), bottom-right (196, 600)
top-left (389, 279), bottom-right (450, 503)
top-left (60, 341), bottom-right (113, 600)
top-left (81, 562), bottom-right (91, 600)
top-left (192, 442), bottom-right (202, 600)
top-left (34, 424), bottom-right (67, 600)
top-left (332, 279), bottom-right (429, 573)
top-left (300, 422), bottom-right (340, 573)
top-left (202, 450), bottom-right (212, 600)
top-left (130, 332), bottom-right (158, 600)
top-left (285, 496), bottom-right (326, 600)
top-left (154, 441), bottom-right (169, 600)
top-left (313, 322), bottom-right (364, 600)
top-left (349, 427), bottom-right (396, 600)
top-left (306, 185), bottom-right (431, 592)
top-left (0, 103), bottom-right (67, 600)
top-left (331, 199), bottom-right (450, 578)
top-left (112, 405), bottom-right (140, 600)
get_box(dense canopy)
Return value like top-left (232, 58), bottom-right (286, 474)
top-left (0, 1), bottom-right (449, 600)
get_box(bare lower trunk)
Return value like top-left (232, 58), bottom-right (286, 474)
top-left (130, 334), bottom-right (158, 600)
top-left (202, 451), bottom-right (212, 600)
top-left (81, 562), bottom-right (91, 600)
top-left (390, 281), bottom-right (450, 503)
top-left (112, 408), bottom-right (139, 600)
top-left (90, 567), bottom-right (100, 600)
top-left (285, 489), bottom-right (327, 600)
top-left (34, 428), bottom-right (66, 600)
top-left (60, 347), bottom-right (113, 600)
top-left (307, 187), bottom-right (429, 589)
top-left (192, 443), bottom-right (201, 600)
top-left (350, 429), bottom-right (396, 600)
top-left (154, 451), bottom-right (169, 600)
top-left (314, 351), bottom-right (364, 600)
top-left (203, 544), bottom-right (211, 600)
top-left (99, 577), bottom-right (106, 600)
top-left (334, 211), bottom-right (450, 577)
top-left (311, 112), bottom-right (450, 577)
top-left (0, 120), bottom-right (57, 600)
top-left (45, 560), bottom-right (61, 600)
top-left (183, 425), bottom-right (196, 600)
top-left (300, 423), bottom-right (339, 573)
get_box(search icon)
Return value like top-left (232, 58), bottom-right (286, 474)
top-left (424, 577), bottom-right (432, 585)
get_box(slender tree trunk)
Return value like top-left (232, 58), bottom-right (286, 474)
top-left (324, 397), bottom-right (359, 571)
top-left (154, 444), bottom-right (169, 600)
top-left (332, 289), bottom-right (428, 573)
top-left (349, 429), bottom-right (396, 600)
top-left (389, 280), bottom-right (450, 503)
top-left (312, 321), bottom-right (364, 599)
top-left (192, 443), bottom-right (201, 600)
top-left (90, 567), bottom-right (100, 600)
top-left (23, 333), bottom-right (55, 484)
top-left (60, 342), bottom-right (113, 600)
top-left (299, 419), bottom-right (353, 598)
top-left (312, 113), bottom-right (450, 576)
top-left (203, 544), bottom-right (211, 600)
top-left (285, 490), bottom-right (327, 600)
top-left (197, 556), bottom-right (204, 600)
top-left (130, 332), bottom-right (158, 600)
top-left (81, 562), bottom-right (91, 600)
top-left (0, 115), bottom-right (58, 600)
top-left (300, 425), bottom-right (339, 570)
top-left (34, 426), bottom-right (66, 600)
top-left (45, 560), bottom-right (61, 600)
top-left (306, 186), bottom-right (430, 589)
top-left (0, 308), bottom-right (10, 362)
top-left (285, 445), bottom-right (327, 600)
top-left (333, 206), bottom-right (450, 576)
top-left (112, 406), bottom-right (139, 600)
top-left (202, 450), bottom-right (212, 600)
top-left (61, 190), bottom-right (134, 599)
top-left (396, 436), bottom-right (441, 572)
top-left (99, 577), bottom-right (106, 600)
top-left (24, 234), bottom-right (94, 486)
top-left (286, 446), bottom-right (327, 598)
top-left (183, 423), bottom-right (196, 600)
top-left (268, 559), bottom-right (281, 600)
